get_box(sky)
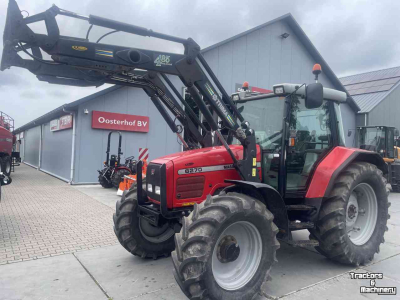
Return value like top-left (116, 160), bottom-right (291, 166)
top-left (1, 0), bottom-right (400, 128)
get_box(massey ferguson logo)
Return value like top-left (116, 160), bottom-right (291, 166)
top-left (154, 54), bottom-right (172, 67)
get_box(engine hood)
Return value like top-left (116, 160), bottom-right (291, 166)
top-left (151, 145), bottom-right (259, 169)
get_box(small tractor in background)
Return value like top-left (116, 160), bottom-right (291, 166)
top-left (98, 131), bottom-right (137, 188)
top-left (356, 125), bottom-right (400, 192)
top-left (1, 2), bottom-right (391, 299)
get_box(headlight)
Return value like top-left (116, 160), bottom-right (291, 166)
top-left (147, 184), bottom-right (152, 192)
top-left (232, 94), bottom-right (240, 101)
top-left (155, 186), bottom-right (160, 195)
top-left (274, 86), bottom-right (284, 95)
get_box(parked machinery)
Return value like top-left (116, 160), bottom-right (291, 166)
top-left (0, 111), bottom-right (14, 177)
top-left (356, 125), bottom-right (400, 192)
top-left (98, 131), bottom-right (137, 188)
top-left (1, 2), bottom-right (391, 299)
top-left (0, 172), bottom-right (12, 201)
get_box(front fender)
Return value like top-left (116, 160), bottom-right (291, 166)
top-left (223, 180), bottom-right (290, 240)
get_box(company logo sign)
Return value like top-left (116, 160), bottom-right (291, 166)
top-left (50, 115), bottom-right (73, 132)
top-left (92, 111), bottom-right (149, 133)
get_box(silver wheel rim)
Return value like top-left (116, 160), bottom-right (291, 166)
top-left (139, 218), bottom-right (175, 243)
top-left (346, 183), bottom-right (378, 246)
top-left (5, 160), bottom-right (10, 174)
top-left (212, 221), bottom-right (262, 291)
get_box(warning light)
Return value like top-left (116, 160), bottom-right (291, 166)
top-left (242, 81), bottom-right (249, 91)
top-left (289, 138), bottom-right (296, 147)
top-left (312, 64), bottom-right (322, 75)
top-left (312, 64), bottom-right (322, 81)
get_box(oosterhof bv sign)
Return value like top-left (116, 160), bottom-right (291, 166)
top-left (91, 111), bottom-right (149, 133)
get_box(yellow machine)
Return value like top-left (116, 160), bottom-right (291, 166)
top-left (357, 126), bottom-right (400, 192)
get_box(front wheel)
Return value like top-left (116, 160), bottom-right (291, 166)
top-left (1, 156), bottom-right (11, 177)
top-left (172, 192), bottom-right (279, 300)
top-left (310, 162), bottom-right (390, 265)
top-left (113, 182), bottom-right (176, 259)
top-left (112, 168), bottom-right (131, 188)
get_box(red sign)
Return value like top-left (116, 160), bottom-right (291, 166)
top-left (92, 111), bottom-right (149, 133)
top-left (50, 115), bottom-right (73, 132)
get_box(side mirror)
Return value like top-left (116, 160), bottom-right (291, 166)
top-left (348, 130), bottom-right (353, 137)
top-left (305, 83), bottom-right (323, 109)
top-left (395, 129), bottom-right (399, 137)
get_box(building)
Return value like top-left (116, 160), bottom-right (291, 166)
top-left (14, 13), bottom-right (358, 184)
top-left (340, 66), bottom-right (400, 140)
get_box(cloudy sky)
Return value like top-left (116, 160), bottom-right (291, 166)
top-left (1, 0), bottom-right (400, 128)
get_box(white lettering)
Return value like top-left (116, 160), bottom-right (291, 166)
top-left (98, 117), bottom-right (105, 123)
top-left (143, 121), bottom-right (147, 127)
top-left (129, 121), bottom-right (133, 126)
top-left (138, 121), bottom-right (142, 126)
top-left (117, 120), bottom-right (120, 125)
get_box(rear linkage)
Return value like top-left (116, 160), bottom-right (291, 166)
top-left (1, 0), bottom-right (259, 182)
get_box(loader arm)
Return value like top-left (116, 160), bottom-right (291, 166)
top-left (1, 0), bottom-right (259, 181)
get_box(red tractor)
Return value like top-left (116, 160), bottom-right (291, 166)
top-left (0, 111), bottom-right (14, 177)
top-left (98, 131), bottom-right (137, 188)
top-left (2, 2), bottom-right (390, 299)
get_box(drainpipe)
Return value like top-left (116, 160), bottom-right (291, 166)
top-left (63, 107), bottom-right (76, 185)
top-left (38, 123), bottom-right (42, 170)
top-left (364, 113), bottom-right (367, 126)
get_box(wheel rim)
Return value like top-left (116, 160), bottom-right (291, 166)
top-left (346, 183), bottom-right (378, 246)
top-left (5, 160), bottom-right (10, 174)
top-left (212, 221), bottom-right (262, 291)
top-left (139, 218), bottom-right (175, 243)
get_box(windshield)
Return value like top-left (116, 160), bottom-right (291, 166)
top-left (235, 96), bottom-right (285, 151)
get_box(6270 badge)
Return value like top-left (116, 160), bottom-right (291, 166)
top-left (184, 167), bottom-right (203, 174)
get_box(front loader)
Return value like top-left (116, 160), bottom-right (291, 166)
top-left (2, 1), bottom-right (391, 299)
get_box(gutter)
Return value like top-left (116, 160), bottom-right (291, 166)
top-left (63, 107), bottom-right (77, 184)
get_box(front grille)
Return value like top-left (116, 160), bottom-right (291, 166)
top-left (146, 163), bottom-right (162, 201)
top-left (176, 176), bottom-right (205, 199)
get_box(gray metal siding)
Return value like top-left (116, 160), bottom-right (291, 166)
top-left (73, 86), bottom-right (181, 184)
top-left (40, 122), bottom-right (73, 181)
top-left (368, 84), bottom-right (400, 129)
top-left (201, 19), bottom-right (355, 146)
top-left (340, 104), bottom-right (357, 147)
top-left (23, 126), bottom-right (40, 167)
top-left (356, 114), bottom-right (367, 127)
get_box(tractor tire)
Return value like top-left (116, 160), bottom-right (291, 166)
top-left (172, 192), bottom-right (279, 300)
top-left (1, 156), bottom-right (11, 177)
top-left (112, 169), bottom-right (131, 189)
top-left (309, 162), bottom-right (390, 266)
top-left (113, 181), bottom-right (175, 259)
top-left (98, 174), bottom-right (113, 188)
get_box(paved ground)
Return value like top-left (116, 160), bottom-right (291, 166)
top-left (0, 163), bottom-right (399, 299)
top-left (0, 164), bottom-right (117, 264)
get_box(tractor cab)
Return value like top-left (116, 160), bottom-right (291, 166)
top-left (356, 126), bottom-right (399, 162)
top-left (231, 77), bottom-right (347, 196)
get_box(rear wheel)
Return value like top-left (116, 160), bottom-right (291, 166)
top-left (113, 181), bottom-right (175, 259)
top-left (310, 162), bottom-right (390, 265)
top-left (172, 192), bottom-right (279, 300)
top-left (112, 168), bottom-right (131, 188)
top-left (1, 156), bottom-right (11, 177)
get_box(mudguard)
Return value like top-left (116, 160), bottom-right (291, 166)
top-left (306, 146), bottom-right (388, 199)
top-left (224, 179), bottom-right (290, 240)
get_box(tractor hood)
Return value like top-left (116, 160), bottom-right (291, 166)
top-left (151, 144), bottom-right (260, 171)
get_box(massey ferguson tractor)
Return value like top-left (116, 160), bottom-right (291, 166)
top-left (1, 1), bottom-right (390, 299)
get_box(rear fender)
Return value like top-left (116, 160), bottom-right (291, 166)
top-left (223, 180), bottom-right (290, 240)
top-left (307, 147), bottom-right (388, 199)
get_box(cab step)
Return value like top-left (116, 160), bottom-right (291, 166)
top-left (286, 239), bottom-right (319, 248)
top-left (289, 221), bottom-right (315, 230)
top-left (286, 205), bottom-right (316, 211)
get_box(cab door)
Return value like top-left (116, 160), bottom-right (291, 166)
top-left (285, 98), bottom-right (333, 192)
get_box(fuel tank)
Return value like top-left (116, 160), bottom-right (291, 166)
top-left (0, 126), bottom-right (13, 156)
